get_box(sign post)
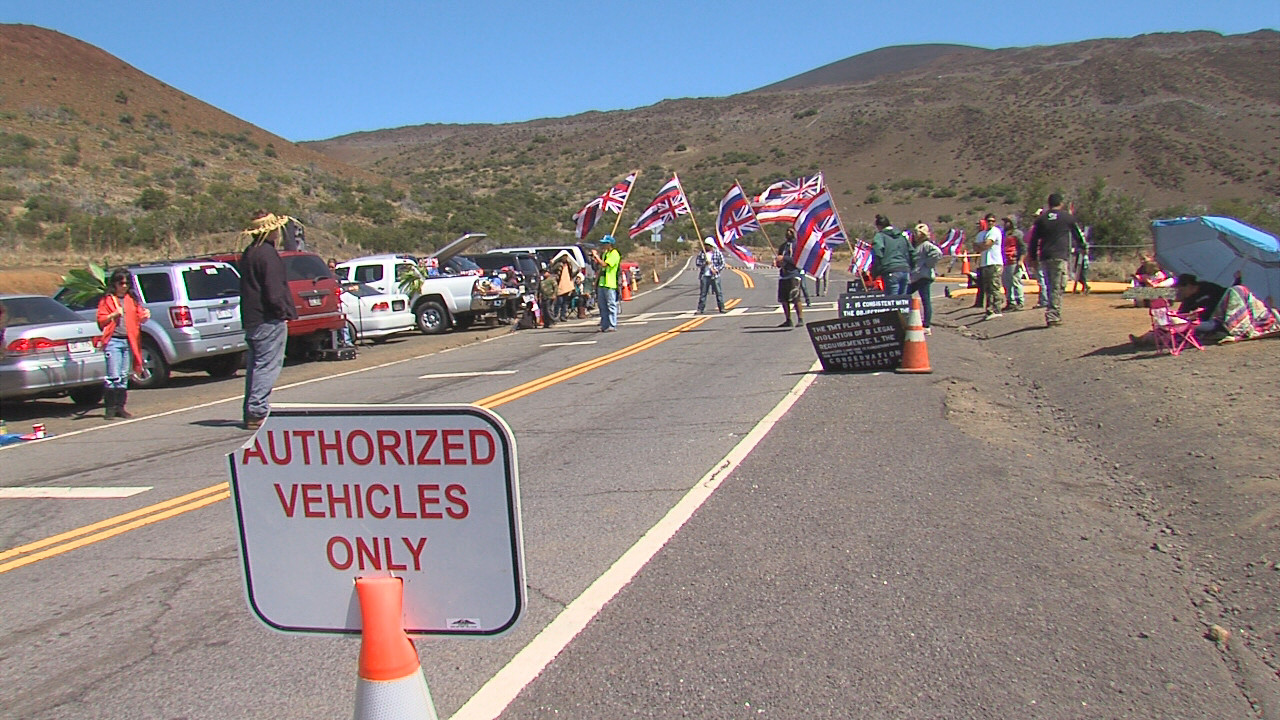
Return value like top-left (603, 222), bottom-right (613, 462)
top-left (227, 404), bottom-right (524, 636)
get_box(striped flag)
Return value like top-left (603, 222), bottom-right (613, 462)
top-left (938, 228), bottom-right (966, 255)
top-left (847, 241), bottom-right (874, 273)
top-left (629, 175), bottom-right (690, 238)
top-left (573, 198), bottom-right (603, 240)
top-left (715, 183), bottom-right (759, 267)
top-left (601, 172), bottom-right (636, 213)
top-left (751, 173), bottom-right (824, 223)
top-left (791, 189), bottom-right (847, 276)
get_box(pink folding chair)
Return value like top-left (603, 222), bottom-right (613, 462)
top-left (1148, 298), bottom-right (1203, 355)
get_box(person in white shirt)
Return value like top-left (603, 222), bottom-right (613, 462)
top-left (975, 213), bottom-right (1005, 319)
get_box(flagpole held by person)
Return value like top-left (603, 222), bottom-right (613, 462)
top-left (608, 170), bottom-right (640, 237)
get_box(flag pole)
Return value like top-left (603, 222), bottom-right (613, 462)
top-left (608, 169), bottom-right (640, 238)
top-left (675, 173), bottom-right (705, 244)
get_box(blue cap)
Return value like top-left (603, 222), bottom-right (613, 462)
top-left (600, 235), bottom-right (615, 244)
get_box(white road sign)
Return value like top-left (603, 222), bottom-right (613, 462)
top-left (227, 404), bottom-right (524, 636)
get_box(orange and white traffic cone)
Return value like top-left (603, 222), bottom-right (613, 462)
top-left (630, 272), bottom-right (639, 293)
top-left (652, 269), bottom-right (659, 284)
top-left (620, 273), bottom-right (633, 301)
top-left (960, 254), bottom-right (970, 277)
top-left (896, 295), bottom-right (933, 374)
top-left (352, 577), bottom-right (438, 720)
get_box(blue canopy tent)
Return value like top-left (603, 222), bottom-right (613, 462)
top-left (1152, 216), bottom-right (1280, 308)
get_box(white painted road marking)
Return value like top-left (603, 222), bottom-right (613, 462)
top-left (0, 487), bottom-right (152, 499)
top-left (417, 370), bottom-right (518, 380)
top-left (450, 360), bottom-right (823, 720)
top-left (540, 341), bottom-right (598, 347)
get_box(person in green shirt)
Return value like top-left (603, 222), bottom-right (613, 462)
top-left (589, 235), bottom-right (621, 332)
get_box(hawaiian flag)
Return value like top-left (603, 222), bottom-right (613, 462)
top-left (938, 227), bottom-right (966, 255)
top-left (847, 241), bottom-right (874, 274)
top-left (629, 174), bottom-right (690, 238)
top-left (751, 172), bottom-right (824, 224)
top-left (601, 172), bottom-right (636, 213)
top-left (573, 198), bottom-right (604, 240)
top-left (791, 189), bottom-right (847, 276)
top-left (715, 183), bottom-right (759, 267)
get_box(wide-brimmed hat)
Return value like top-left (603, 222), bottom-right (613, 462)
top-left (244, 212), bottom-right (291, 237)
top-left (703, 237), bottom-right (715, 246)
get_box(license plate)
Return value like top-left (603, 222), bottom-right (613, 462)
top-left (307, 296), bottom-right (322, 307)
top-left (68, 340), bottom-right (92, 354)
top-left (216, 308), bottom-right (234, 319)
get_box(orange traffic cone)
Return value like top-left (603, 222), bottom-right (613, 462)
top-left (352, 577), bottom-right (439, 720)
top-left (630, 272), bottom-right (638, 293)
top-left (960, 254), bottom-right (970, 277)
top-left (652, 269), bottom-right (660, 284)
top-left (895, 295), bottom-right (933, 374)
top-left (620, 273), bottom-right (633, 301)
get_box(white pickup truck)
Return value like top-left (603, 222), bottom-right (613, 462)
top-left (336, 235), bottom-right (508, 334)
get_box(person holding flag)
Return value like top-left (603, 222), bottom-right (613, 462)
top-left (695, 237), bottom-right (727, 314)
top-left (589, 235), bottom-right (622, 332)
top-left (775, 228), bottom-right (805, 328)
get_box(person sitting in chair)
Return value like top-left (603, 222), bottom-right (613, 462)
top-left (1129, 273), bottom-right (1228, 346)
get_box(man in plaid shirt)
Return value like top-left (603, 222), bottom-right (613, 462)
top-left (696, 237), bottom-right (727, 314)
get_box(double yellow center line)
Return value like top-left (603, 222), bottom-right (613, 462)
top-left (0, 315), bottom-right (714, 574)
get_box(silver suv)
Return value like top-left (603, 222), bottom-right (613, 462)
top-left (55, 260), bottom-right (247, 389)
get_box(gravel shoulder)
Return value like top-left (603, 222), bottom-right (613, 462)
top-left (934, 290), bottom-right (1280, 710)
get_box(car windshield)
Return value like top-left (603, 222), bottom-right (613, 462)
top-left (446, 256), bottom-right (482, 274)
top-left (284, 254), bottom-right (333, 282)
top-left (182, 265), bottom-right (241, 300)
top-left (2, 296), bottom-right (84, 326)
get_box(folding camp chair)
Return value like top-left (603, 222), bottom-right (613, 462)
top-left (1148, 298), bottom-right (1203, 355)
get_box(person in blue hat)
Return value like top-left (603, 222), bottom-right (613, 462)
top-left (589, 236), bottom-right (622, 332)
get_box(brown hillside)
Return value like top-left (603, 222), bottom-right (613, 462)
top-left (309, 30), bottom-right (1280, 239)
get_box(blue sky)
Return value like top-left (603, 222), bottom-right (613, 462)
top-left (3, 1), bottom-right (1276, 142)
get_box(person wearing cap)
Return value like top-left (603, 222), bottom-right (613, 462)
top-left (1000, 217), bottom-right (1026, 311)
top-left (589, 235), bottom-right (621, 332)
top-left (907, 223), bottom-right (942, 335)
top-left (695, 237), bottom-right (727, 314)
top-left (1028, 194), bottom-right (1085, 326)
top-left (239, 210), bottom-right (298, 430)
top-left (974, 213), bottom-right (1005, 319)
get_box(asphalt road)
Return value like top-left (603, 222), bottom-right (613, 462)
top-left (0, 265), bottom-right (1252, 719)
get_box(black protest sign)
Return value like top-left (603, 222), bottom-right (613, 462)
top-left (838, 291), bottom-right (911, 317)
top-left (805, 312), bottom-right (904, 372)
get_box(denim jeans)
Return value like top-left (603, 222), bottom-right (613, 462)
top-left (103, 336), bottom-right (131, 389)
top-left (907, 278), bottom-right (934, 328)
top-left (698, 274), bottom-right (724, 313)
top-left (1002, 264), bottom-right (1025, 307)
top-left (597, 286), bottom-right (618, 330)
top-left (1036, 265), bottom-right (1050, 307)
top-left (883, 271), bottom-right (910, 296)
top-left (243, 320), bottom-right (288, 421)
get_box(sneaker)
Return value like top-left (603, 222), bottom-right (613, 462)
top-left (984, 312), bottom-right (1003, 320)
top-left (244, 417), bottom-right (265, 430)
top-left (1046, 319), bottom-right (1062, 327)
top-left (924, 327), bottom-right (933, 335)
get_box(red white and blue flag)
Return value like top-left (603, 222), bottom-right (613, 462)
top-left (601, 172), bottom-right (636, 213)
top-left (573, 198), bottom-right (604, 240)
top-left (939, 227), bottom-right (966, 255)
top-left (629, 175), bottom-right (690, 238)
top-left (847, 241), bottom-right (874, 274)
top-left (791, 189), bottom-right (846, 277)
top-left (715, 183), bottom-right (759, 267)
top-left (751, 172), bottom-right (824, 223)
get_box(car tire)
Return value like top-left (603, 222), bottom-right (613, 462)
top-left (206, 352), bottom-right (244, 378)
top-left (131, 338), bottom-right (171, 389)
top-left (415, 300), bottom-right (449, 335)
top-left (69, 385), bottom-right (105, 407)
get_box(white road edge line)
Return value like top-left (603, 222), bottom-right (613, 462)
top-left (538, 341), bottom-right (597, 348)
top-left (417, 370), bottom-right (519, 379)
top-left (450, 359), bottom-right (823, 720)
top-left (0, 487), bottom-right (152, 499)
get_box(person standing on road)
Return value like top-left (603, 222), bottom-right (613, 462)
top-left (96, 268), bottom-right (150, 419)
top-left (1001, 217), bottom-right (1026, 311)
top-left (975, 213), bottom-right (1005, 319)
top-left (870, 215), bottom-right (914, 296)
top-left (239, 211), bottom-right (297, 430)
top-left (907, 223), bottom-right (942, 335)
top-left (538, 265), bottom-right (558, 329)
top-left (1028, 194), bottom-right (1085, 327)
top-left (775, 228), bottom-right (805, 328)
top-left (590, 235), bottom-right (621, 332)
top-left (696, 237), bottom-right (727, 314)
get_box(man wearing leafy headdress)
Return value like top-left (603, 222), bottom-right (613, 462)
top-left (239, 211), bottom-right (297, 430)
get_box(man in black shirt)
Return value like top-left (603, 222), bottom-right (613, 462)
top-left (1174, 273), bottom-right (1228, 334)
top-left (239, 211), bottom-right (298, 430)
top-left (1028, 193), bottom-right (1086, 327)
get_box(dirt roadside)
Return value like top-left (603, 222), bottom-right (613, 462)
top-left (933, 290), bottom-right (1280, 711)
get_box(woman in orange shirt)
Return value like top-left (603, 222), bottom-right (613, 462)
top-left (96, 269), bottom-right (150, 419)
